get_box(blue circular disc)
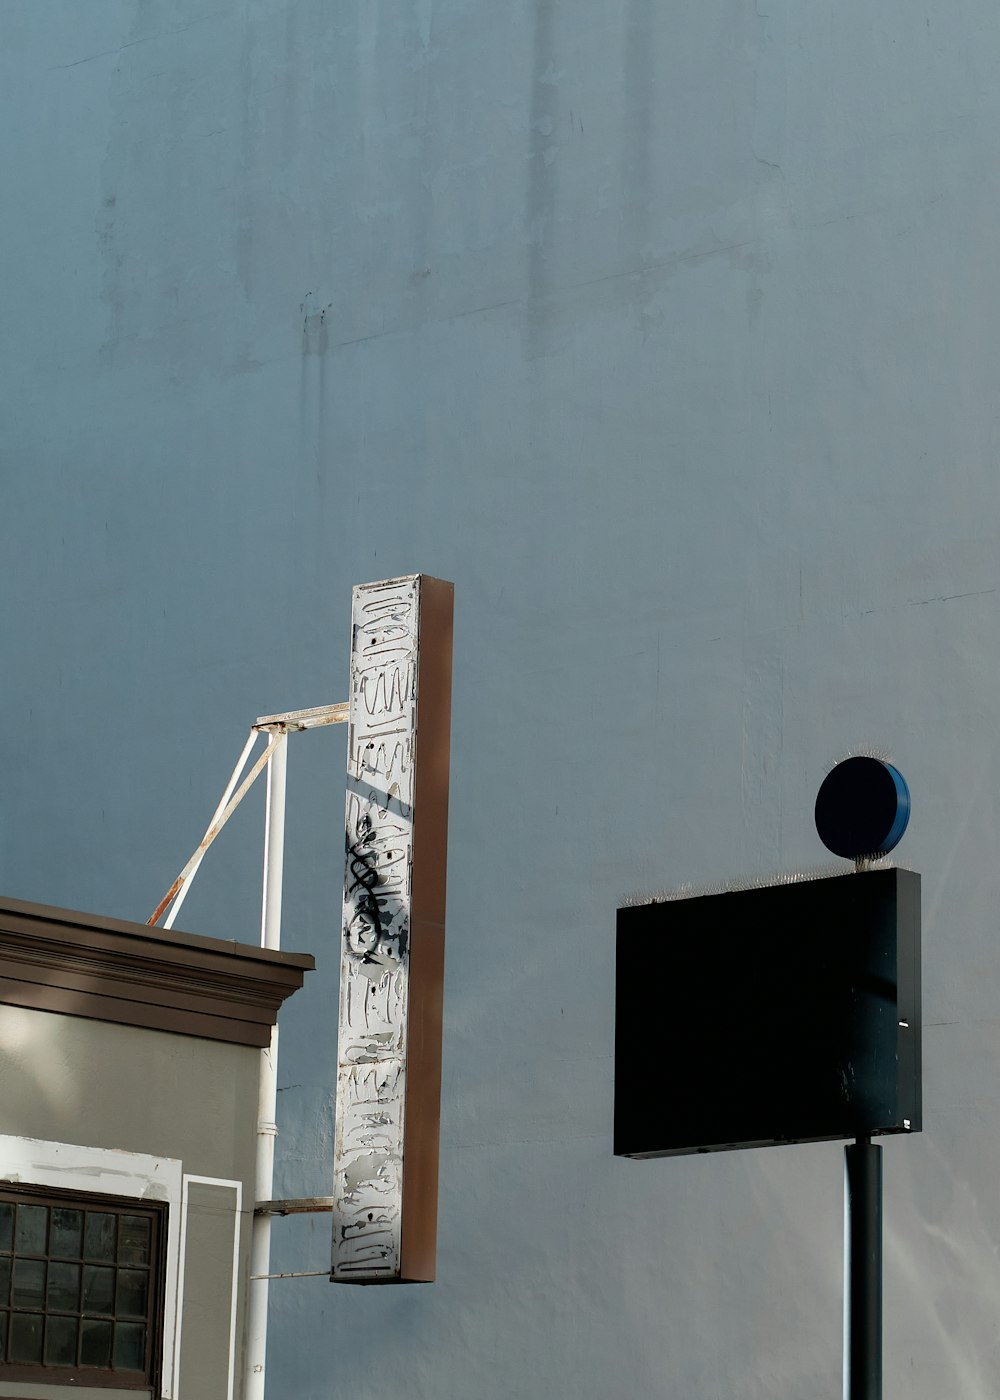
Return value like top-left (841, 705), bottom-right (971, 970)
top-left (814, 757), bottom-right (910, 860)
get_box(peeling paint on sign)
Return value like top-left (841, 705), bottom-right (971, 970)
top-left (332, 575), bottom-right (453, 1283)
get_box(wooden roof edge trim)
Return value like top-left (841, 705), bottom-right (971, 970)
top-left (0, 923), bottom-right (315, 995)
top-left (0, 953), bottom-right (300, 1022)
top-left (0, 979), bottom-right (274, 1048)
top-left (0, 902), bottom-right (314, 1045)
top-left (0, 954), bottom-right (305, 1043)
top-left (0, 926), bottom-right (313, 999)
top-left (0, 898), bottom-right (315, 973)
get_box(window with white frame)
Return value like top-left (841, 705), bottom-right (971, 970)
top-left (0, 1137), bottom-right (183, 1399)
top-left (0, 1184), bottom-right (166, 1389)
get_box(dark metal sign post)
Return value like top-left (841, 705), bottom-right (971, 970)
top-left (844, 1137), bottom-right (883, 1400)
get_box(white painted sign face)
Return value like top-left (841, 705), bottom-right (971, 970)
top-left (332, 575), bottom-right (452, 1283)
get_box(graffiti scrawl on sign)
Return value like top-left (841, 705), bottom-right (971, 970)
top-left (332, 575), bottom-right (453, 1283)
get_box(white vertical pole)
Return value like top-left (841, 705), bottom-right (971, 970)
top-left (260, 731), bottom-right (287, 953)
top-left (245, 731), bottom-right (287, 1400)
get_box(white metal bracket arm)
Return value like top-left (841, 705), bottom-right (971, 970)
top-left (253, 703), bottom-right (349, 734)
top-left (253, 1197), bottom-right (334, 1217)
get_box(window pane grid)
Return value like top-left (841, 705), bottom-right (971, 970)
top-left (0, 1189), bottom-right (160, 1386)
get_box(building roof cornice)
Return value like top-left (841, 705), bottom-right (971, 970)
top-left (0, 896), bottom-right (314, 1047)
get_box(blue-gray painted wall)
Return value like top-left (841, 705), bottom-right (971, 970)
top-left (4, 3), bottom-right (1000, 1396)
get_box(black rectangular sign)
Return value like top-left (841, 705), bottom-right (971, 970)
top-left (614, 868), bottom-right (921, 1157)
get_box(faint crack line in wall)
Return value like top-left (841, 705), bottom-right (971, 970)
top-left (327, 239), bottom-right (757, 355)
top-left (49, 9), bottom-right (232, 70)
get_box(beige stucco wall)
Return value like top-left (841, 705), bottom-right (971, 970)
top-left (0, 1005), bottom-right (260, 1400)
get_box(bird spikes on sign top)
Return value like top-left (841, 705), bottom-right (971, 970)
top-left (826, 742), bottom-right (894, 768)
top-left (623, 856), bottom-right (916, 907)
top-left (620, 861), bottom-right (885, 908)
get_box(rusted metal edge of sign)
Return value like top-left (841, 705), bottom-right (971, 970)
top-left (332, 575), bottom-right (454, 1284)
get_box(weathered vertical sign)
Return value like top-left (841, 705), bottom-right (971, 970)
top-left (332, 575), bottom-right (453, 1283)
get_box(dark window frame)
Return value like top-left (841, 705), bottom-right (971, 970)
top-left (0, 1183), bottom-right (166, 1391)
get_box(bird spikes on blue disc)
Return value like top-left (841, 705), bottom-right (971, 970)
top-left (814, 756), bottom-right (910, 861)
